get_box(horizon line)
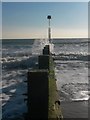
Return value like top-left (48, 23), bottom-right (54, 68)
top-left (1, 37), bottom-right (88, 40)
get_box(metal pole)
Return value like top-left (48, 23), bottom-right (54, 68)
top-left (49, 19), bottom-right (50, 28)
top-left (47, 15), bottom-right (51, 42)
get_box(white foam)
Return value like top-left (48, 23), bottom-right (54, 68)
top-left (32, 39), bottom-right (54, 55)
top-left (60, 82), bottom-right (89, 102)
top-left (2, 80), bottom-right (16, 89)
top-left (10, 89), bottom-right (16, 93)
top-left (71, 91), bottom-right (90, 101)
top-left (1, 55), bottom-right (30, 63)
top-left (0, 93), bottom-right (10, 106)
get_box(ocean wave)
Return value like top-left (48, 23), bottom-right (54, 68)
top-left (52, 38), bottom-right (89, 44)
top-left (2, 69), bottom-right (27, 119)
top-left (71, 91), bottom-right (90, 101)
top-left (0, 93), bottom-right (10, 106)
top-left (1, 55), bottom-right (30, 64)
top-left (58, 83), bottom-right (89, 102)
top-left (53, 53), bottom-right (89, 61)
top-left (32, 38), bottom-right (54, 54)
top-left (2, 56), bottom-right (38, 70)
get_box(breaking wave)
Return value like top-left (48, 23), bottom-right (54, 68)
top-left (58, 83), bottom-right (89, 102)
top-left (32, 39), bottom-right (54, 55)
top-left (53, 53), bottom-right (89, 61)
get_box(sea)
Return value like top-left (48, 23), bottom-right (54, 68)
top-left (0, 38), bottom-right (89, 119)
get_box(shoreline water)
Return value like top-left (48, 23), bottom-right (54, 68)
top-left (61, 100), bottom-right (88, 118)
top-left (1, 38), bottom-right (89, 119)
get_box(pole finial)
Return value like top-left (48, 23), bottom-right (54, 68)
top-left (47, 15), bottom-right (51, 19)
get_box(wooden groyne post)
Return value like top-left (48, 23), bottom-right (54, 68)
top-left (26, 45), bottom-right (63, 119)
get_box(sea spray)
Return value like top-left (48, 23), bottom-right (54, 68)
top-left (32, 39), bottom-right (54, 55)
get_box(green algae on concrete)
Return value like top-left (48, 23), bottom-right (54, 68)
top-left (48, 56), bottom-right (63, 119)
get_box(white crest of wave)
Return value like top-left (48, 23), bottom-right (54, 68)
top-left (32, 38), bottom-right (54, 55)
top-left (71, 90), bottom-right (90, 101)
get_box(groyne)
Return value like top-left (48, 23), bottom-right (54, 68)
top-left (26, 45), bottom-right (63, 119)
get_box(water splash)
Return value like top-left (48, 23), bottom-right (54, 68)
top-left (32, 38), bottom-right (54, 55)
